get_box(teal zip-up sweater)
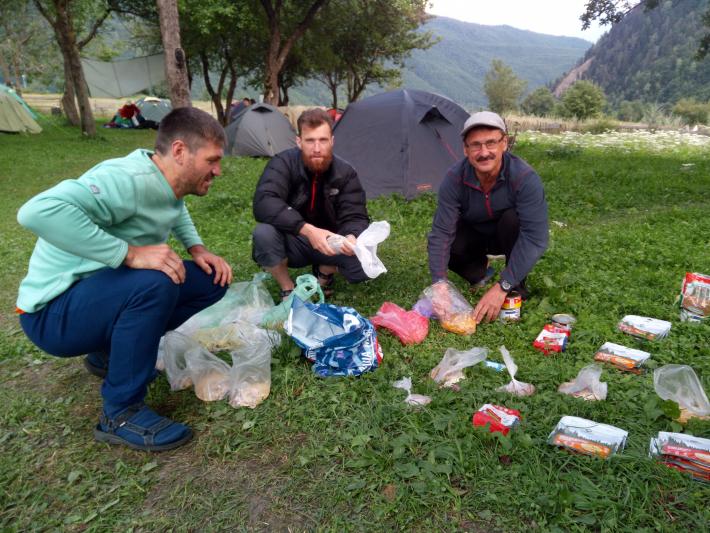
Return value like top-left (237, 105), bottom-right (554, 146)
top-left (16, 149), bottom-right (202, 313)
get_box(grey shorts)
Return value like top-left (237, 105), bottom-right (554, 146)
top-left (251, 223), bottom-right (368, 283)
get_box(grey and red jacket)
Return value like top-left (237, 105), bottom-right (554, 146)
top-left (253, 147), bottom-right (369, 237)
top-left (428, 151), bottom-right (549, 286)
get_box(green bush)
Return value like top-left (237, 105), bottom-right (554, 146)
top-left (560, 80), bottom-right (606, 120)
top-left (521, 87), bottom-right (557, 117)
top-left (582, 117), bottom-right (619, 134)
top-left (672, 98), bottom-right (710, 125)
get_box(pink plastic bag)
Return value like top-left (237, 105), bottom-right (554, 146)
top-left (370, 302), bottom-right (429, 345)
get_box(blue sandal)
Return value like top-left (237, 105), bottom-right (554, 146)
top-left (94, 403), bottom-right (193, 452)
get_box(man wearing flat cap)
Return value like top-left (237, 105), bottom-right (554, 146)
top-left (427, 111), bottom-right (549, 323)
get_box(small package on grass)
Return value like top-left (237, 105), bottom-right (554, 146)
top-left (654, 364), bottom-right (710, 422)
top-left (558, 365), bottom-right (608, 401)
top-left (354, 221), bottom-right (390, 279)
top-left (679, 272), bottom-right (710, 322)
top-left (285, 298), bottom-right (383, 377)
top-left (472, 404), bottom-right (521, 435)
top-left (649, 431), bottom-right (710, 483)
top-left (370, 302), bottom-right (429, 345)
top-left (430, 347), bottom-right (488, 387)
top-left (532, 324), bottom-right (570, 354)
top-left (548, 416), bottom-right (628, 459)
top-left (617, 315), bottom-right (671, 341)
top-left (496, 345), bottom-right (535, 397)
top-left (594, 342), bottom-right (650, 373)
top-left (421, 280), bottom-right (476, 335)
top-left (392, 377), bottom-right (431, 406)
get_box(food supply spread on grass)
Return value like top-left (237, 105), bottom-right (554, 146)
top-left (617, 315), bottom-right (671, 341)
top-left (679, 271), bottom-right (710, 322)
top-left (548, 416), bottom-right (628, 459)
top-left (558, 365), bottom-right (608, 401)
top-left (370, 302), bottom-right (429, 345)
top-left (649, 432), bottom-right (710, 483)
top-left (429, 347), bottom-right (488, 387)
top-left (594, 342), bottom-right (651, 373)
top-left (472, 404), bottom-right (521, 435)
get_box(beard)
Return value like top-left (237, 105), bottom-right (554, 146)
top-left (303, 152), bottom-right (333, 174)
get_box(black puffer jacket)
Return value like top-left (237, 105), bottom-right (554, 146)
top-left (253, 147), bottom-right (369, 237)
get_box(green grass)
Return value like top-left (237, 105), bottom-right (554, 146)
top-left (0, 119), bottom-right (708, 531)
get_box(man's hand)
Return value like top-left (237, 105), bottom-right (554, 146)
top-left (189, 245), bottom-right (233, 286)
top-left (300, 223), bottom-right (335, 256)
top-left (124, 244), bottom-right (186, 284)
top-left (472, 283), bottom-right (507, 323)
top-left (340, 234), bottom-right (357, 256)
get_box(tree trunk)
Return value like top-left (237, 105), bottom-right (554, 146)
top-left (156, 0), bottom-right (191, 108)
top-left (53, 1), bottom-right (96, 136)
top-left (199, 51), bottom-right (225, 125)
top-left (263, 40), bottom-right (281, 105)
top-left (0, 53), bottom-right (11, 88)
top-left (61, 59), bottom-right (80, 125)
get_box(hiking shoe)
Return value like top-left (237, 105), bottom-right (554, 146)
top-left (94, 403), bottom-right (192, 452)
top-left (84, 351), bottom-right (109, 379)
top-left (312, 265), bottom-right (335, 298)
top-left (470, 266), bottom-right (496, 291)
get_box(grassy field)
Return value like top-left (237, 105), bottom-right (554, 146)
top-left (0, 118), bottom-right (709, 531)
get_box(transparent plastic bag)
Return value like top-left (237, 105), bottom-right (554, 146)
top-left (430, 347), bottom-right (488, 387)
top-left (229, 342), bottom-right (272, 409)
top-left (654, 364), bottom-right (710, 416)
top-left (496, 345), bottom-right (535, 396)
top-left (558, 365), bottom-right (608, 401)
top-left (326, 234), bottom-right (346, 253)
top-left (370, 302), bottom-right (429, 345)
top-left (392, 377), bottom-right (431, 406)
top-left (162, 331), bottom-right (231, 401)
top-left (354, 221), bottom-right (390, 279)
top-left (261, 274), bottom-right (324, 329)
top-left (177, 273), bottom-right (274, 336)
top-left (421, 280), bottom-right (476, 334)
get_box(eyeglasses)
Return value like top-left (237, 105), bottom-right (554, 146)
top-left (465, 135), bottom-right (505, 152)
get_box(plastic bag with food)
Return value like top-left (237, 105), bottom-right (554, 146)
top-left (679, 272), bottom-right (710, 322)
top-left (229, 341), bottom-right (272, 409)
top-left (370, 302), bottom-right (429, 345)
top-left (392, 377), bottom-right (431, 406)
top-left (421, 280), bottom-right (476, 335)
top-left (654, 364), bottom-right (710, 417)
top-left (558, 365), bottom-right (608, 401)
top-left (496, 345), bottom-right (535, 396)
top-left (177, 272), bottom-right (275, 336)
top-left (430, 347), bottom-right (488, 387)
top-left (548, 416), bottom-right (628, 459)
top-left (354, 221), bottom-right (390, 279)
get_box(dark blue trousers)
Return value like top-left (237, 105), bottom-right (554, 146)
top-left (19, 261), bottom-right (227, 417)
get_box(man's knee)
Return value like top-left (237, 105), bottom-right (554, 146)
top-left (252, 223), bottom-right (285, 267)
top-left (498, 208), bottom-right (519, 233)
top-left (127, 269), bottom-right (181, 307)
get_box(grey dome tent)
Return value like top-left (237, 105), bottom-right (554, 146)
top-left (0, 85), bottom-right (41, 134)
top-left (225, 103), bottom-right (297, 157)
top-left (333, 89), bottom-right (469, 199)
top-left (135, 96), bottom-right (171, 122)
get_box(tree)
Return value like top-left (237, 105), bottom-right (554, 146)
top-left (672, 98), bottom-right (710, 125)
top-left (521, 87), bottom-right (557, 117)
top-left (257, 0), bottom-right (329, 105)
top-left (581, 0), bottom-right (710, 58)
top-left (483, 59), bottom-right (527, 114)
top-left (560, 80), bottom-right (606, 120)
top-left (156, 0), bottom-right (190, 107)
top-left (34, 0), bottom-right (112, 136)
top-left (307, 0), bottom-right (434, 108)
top-left (617, 99), bottom-right (645, 122)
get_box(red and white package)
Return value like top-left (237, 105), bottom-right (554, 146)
top-left (533, 324), bottom-right (570, 354)
top-left (472, 404), bottom-right (521, 435)
top-left (680, 272), bottom-right (710, 321)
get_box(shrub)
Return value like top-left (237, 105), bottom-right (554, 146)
top-left (560, 80), bottom-right (606, 120)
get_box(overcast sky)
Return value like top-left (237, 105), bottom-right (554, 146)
top-left (427, 0), bottom-right (608, 42)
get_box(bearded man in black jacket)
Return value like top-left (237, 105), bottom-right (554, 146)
top-left (252, 108), bottom-right (370, 299)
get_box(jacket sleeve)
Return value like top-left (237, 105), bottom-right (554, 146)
top-left (427, 169), bottom-right (462, 282)
top-left (252, 154), bottom-right (307, 234)
top-left (499, 168), bottom-right (549, 287)
top-left (16, 178), bottom-right (134, 268)
top-left (171, 204), bottom-right (203, 250)
top-left (334, 166), bottom-right (369, 237)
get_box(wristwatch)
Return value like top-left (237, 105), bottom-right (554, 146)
top-left (499, 279), bottom-right (513, 293)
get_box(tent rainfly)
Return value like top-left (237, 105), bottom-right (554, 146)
top-left (135, 96), bottom-right (172, 123)
top-left (333, 89), bottom-right (470, 199)
top-left (0, 85), bottom-right (41, 134)
top-left (225, 103), bottom-right (297, 157)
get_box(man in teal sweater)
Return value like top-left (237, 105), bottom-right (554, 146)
top-left (16, 107), bottom-right (232, 451)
